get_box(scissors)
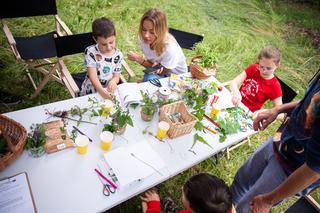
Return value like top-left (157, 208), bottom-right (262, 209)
top-left (102, 183), bottom-right (116, 196)
top-left (149, 78), bottom-right (162, 87)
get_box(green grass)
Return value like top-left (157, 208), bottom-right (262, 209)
top-left (1, 0), bottom-right (320, 212)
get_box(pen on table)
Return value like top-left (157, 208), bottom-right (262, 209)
top-left (204, 126), bottom-right (217, 134)
top-left (73, 126), bottom-right (93, 142)
top-left (203, 114), bottom-right (221, 129)
top-left (94, 168), bottom-right (117, 190)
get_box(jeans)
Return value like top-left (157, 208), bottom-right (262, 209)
top-left (231, 138), bottom-right (288, 213)
top-left (143, 73), bottom-right (168, 82)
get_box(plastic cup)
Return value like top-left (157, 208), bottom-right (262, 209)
top-left (157, 121), bottom-right (170, 140)
top-left (210, 105), bottom-right (220, 117)
top-left (101, 100), bottom-right (114, 117)
top-left (75, 135), bottom-right (89, 155)
top-left (100, 131), bottom-right (114, 151)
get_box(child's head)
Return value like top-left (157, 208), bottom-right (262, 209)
top-left (257, 46), bottom-right (281, 79)
top-left (182, 173), bottom-right (232, 213)
top-left (139, 8), bottom-right (168, 56)
top-left (92, 17), bottom-right (116, 53)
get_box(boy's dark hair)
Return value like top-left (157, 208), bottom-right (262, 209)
top-left (183, 173), bottom-right (232, 213)
top-left (92, 17), bottom-right (115, 40)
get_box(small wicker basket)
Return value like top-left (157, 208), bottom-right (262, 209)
top-left (0, 115), bottom-right (27, 171)
top-left (160, 101), bottom-right (197, 138)
top-left (189, 55), bottom-right (217, 80)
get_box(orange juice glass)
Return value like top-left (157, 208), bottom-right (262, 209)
top-left (100, 131), bottom-right (114, 151)
top-left (157, 121), bottom-right (170, 140)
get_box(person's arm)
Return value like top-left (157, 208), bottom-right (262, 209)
top-left (107, 73), bottom-right (120, 93)
top-left (140, 189), bottom-right (161, 213)
top-left (253, 100), bottom-right (300, 131)
top-left (272, 96), bottom-right (283, 107)
top-left (127, 51), bottom-right (153, 67)
top-left (230, 71), bottom-right (247, 106)
top-left (87, 67), bottom-right (112, 99)
top-left (250, 163), bottom-right (320, 213)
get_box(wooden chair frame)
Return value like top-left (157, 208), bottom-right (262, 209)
top-left (1, 14), bottom-right (78, 98)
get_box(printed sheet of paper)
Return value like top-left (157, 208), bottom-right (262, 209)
top-left (0, 172), bottom-right (36, 213)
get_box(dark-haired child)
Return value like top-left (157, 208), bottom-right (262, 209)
top-left (141, 173), bottom-right (234, 213)
top-left (80, 17), bottom-right (122, 99)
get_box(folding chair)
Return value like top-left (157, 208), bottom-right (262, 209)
top-left (224, 76), bottom-right (297, 159)
top-left (169, 28), bottom-right (204, 50)
top-left (0, 0), bottom-right (77, 98)
top-left (54, 33), bottom-right (135, 93)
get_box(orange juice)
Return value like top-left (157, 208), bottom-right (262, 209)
top-left (100, 131), bottom-right (113, 151)
top-left (75, 135), bottom-right (89, 155)
top-left (157, 121), bottom-right (170, 140)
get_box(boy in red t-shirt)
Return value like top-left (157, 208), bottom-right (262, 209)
top-left (230, 46), bottom-right (283, 113)
top-left (141, 173), bottom-right (234, 213)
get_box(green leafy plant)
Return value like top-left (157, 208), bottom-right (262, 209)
top-left (214, 113), bottom-right (240, 142)
top-left (25, 124), bottom-right (46, 150)
top-left (141, 91), bottom-right (157, 116)
top-left (194, 43), bottom-right (219, 68)
top-left (103, 102), bottom-right (133, 133)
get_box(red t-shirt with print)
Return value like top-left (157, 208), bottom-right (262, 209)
top-left (239, 63), bottom-right (282, 112)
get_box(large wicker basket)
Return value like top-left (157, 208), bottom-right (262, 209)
top-left (0, 115), bottom-right (27, 171)
top-left (189, 55), bottom-right (217, 80)
top-left (160, 101), bottom-right (197, 138)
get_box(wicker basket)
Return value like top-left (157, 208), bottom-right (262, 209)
top-left (0, 115), bottom-right (27, 171)
top-left (160, 101), bottom-right (197, 138)
top-left (189, 55), bottom-right (217, 80)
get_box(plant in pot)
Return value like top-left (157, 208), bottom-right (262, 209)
top-left (190, 43), bottom-right (218, 80)
top-left (25, 124), bottom-right (46, 157)
top-left (140, 91), bottom-right (157, 121)
top-left (103, 102), bottom-right (133, 135)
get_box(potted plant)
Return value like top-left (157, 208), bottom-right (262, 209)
top-left (103, 102), bottom-right (133, 135)
top-left (190, 43), bottom-right (218, 79)
top-left (25, 124), bottom-right (46, 157)
top-left (140, 91), bottom-right (157, 121)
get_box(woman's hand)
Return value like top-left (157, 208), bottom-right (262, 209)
top-left (140, 189), bottom-right (160, 202)
top-left (127, 51), bottom-right (141, 63)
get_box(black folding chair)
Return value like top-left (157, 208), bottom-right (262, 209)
top-left (0, 0), bottom-right (77, 98)
top-left (169, 28), bottom-right (204, 50)
top-left (277, 77), bottom-right (297, 104)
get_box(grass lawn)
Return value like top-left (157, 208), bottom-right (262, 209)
top-left (1, 0), bottom-right (320, 212)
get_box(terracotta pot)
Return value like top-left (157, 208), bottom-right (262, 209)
top-left (189, 55), bottom-right (217, 80)
top-left (140, 109), bottom-right (154, 121)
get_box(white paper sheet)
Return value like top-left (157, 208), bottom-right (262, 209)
top-left (103, 142), bottom-right (166, 187)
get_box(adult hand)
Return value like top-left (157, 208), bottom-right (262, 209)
top-left (253, 108), bottom-right (278, 131)
top-left (140, 189), bottom-right (160, 202)
top-left (127, 51), bottom-right (141, 62)
top-left (107, 79), bottom-right (117, 93)
top-left (250, 194), bottom-right (272, 213)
